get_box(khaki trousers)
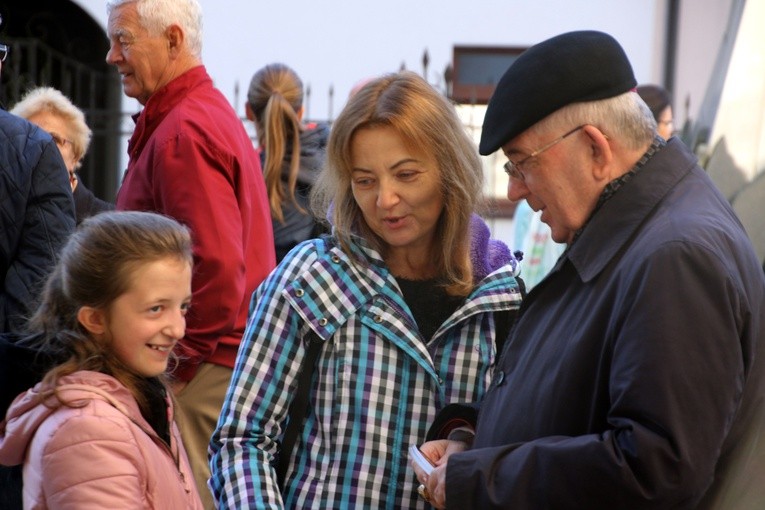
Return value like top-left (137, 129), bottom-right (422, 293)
top-left (175, 363), bottom-right (232, 510)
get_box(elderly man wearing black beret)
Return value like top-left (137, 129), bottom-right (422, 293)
top-left (411, 30), bottom-right (765, 509)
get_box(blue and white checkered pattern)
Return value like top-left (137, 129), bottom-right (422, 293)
top-left (210, 235), bottom-right (522, 509)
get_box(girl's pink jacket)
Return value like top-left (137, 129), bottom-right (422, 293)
top-left (0, 371), bottom-right (203, 509)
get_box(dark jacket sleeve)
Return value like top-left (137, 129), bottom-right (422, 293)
top-left (0, 333), bottom-right (54, 418)
top-left (426, 403), bottom-right (480, 442)
top-left (0, 120), bottom-right (75, 332)
top-left (445, 242), bottom-right (760, 509)
top-left (73, 180), bottom-right (114, 225)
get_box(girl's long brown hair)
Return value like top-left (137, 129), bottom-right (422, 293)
top-left (26, 211), bottom-right (193, 417)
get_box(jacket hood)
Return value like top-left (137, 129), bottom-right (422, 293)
top-left (294, 122), bottom-right (330, 185)
top-left (299, 122), bottom-right (330, 155)
top-left (0, 371), bottom-right (138, 466)
top-left (340, 213), bottom-right (521, 283)
top-left (469, 213), bottom-right (521, 281)
top-left (272, 122), bottom-right (329, 186)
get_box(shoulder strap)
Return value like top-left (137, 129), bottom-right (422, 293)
top-left (493, 308), bottom-right (512, 357)
top-left (494, 276), bottom-right (526, 357)
top-left (276, 329), bottom-right (323, 490)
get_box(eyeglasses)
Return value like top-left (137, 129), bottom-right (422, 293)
top-left (50, 132), bottom-right (74, 149)
top-left (0, 43), bottom-right (9, 62)
top-left (503, 125), bottom-right (585, 182)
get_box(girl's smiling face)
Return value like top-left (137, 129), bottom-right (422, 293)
top-left (98, 256), bottom-right (192, 378)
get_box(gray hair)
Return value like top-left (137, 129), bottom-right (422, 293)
top-left (106, 0), bottom-right (203, 58)
top-left (533, 91), bottom-right (656, 151)
top-left (11, 86), bottom-right (93, 168)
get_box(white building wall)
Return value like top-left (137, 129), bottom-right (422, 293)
top-left (673, 0), bottom-right (735, 128)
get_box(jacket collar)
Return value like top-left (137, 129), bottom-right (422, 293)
top-left (286, 233), bottom-right (521, 340)
top-left (128, 65), bottom-right (210, 160)
top-left (566, 138), bottom-right (699, 282)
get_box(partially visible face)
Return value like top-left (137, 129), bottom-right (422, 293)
top-left (503, 127), bottom-right (599, 244)
top-left (105, 2), bottom-right (173, 105)
top-left (350, 125), bottom-right (444, 267)
top-left (27, 111), bottom-right (79, 189)
top-left (656, 105), bottom-right (674, 140)
top-left (103, 256), bottom-right (192, 378)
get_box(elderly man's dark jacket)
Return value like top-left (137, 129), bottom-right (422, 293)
top-left (0, 110), bottom-right (74, 332)
top-left (441, 139), bottom-right (765, 509)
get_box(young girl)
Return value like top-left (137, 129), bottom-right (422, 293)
top-left (0, 211), bottom-right (203, 509)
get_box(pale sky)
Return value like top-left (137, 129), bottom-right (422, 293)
top-left (200, 0), bottom-right (659, 120)
top-left (80, 0), bottom-right (663, 120)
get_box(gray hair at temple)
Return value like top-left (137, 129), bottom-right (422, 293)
top-left (532, 91), bottom-right (656, 153)
top-left (106, 0), bottom-right (203, 58)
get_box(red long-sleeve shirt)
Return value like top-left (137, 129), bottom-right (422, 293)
top-left (116, 66), bottom-right (275, 381)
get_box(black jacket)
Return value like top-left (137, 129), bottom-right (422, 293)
top-left (0, 110), bottom-right (75, 332)
top-left (0, 331), bottom-right (57, 510)
top-left (433, 139), bottom-right (765, 509)
top-left (0, 333), bottom-right (56, 418)
top-left (73, 179), bottom-right (114, 225)
top-left (261, 122), bottom-right (329, 262)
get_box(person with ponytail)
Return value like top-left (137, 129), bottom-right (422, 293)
top-left (0, 211), bottom-right (203, 509)
top-left (246, 63), bottom-right (330, 262)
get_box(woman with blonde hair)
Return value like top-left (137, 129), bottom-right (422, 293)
top-left (246, 63), bottom-right (329, 261)
top-left (11, 86), bottom-right (114, 224)
top-left (211, 71), bottom-right (523, 509)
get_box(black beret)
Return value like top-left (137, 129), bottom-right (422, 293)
top-left (479, 30), bottom-right (637, 155)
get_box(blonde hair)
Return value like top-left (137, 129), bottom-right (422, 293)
top-left (247, 63), bottom-right (304, 222)
top-left (11, 86), bottom-right (92, 168)
top-left (311, 71), bottom-right (483, 296)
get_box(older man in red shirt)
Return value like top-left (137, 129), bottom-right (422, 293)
top-left (106, 0), bottom-right (275, 506)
